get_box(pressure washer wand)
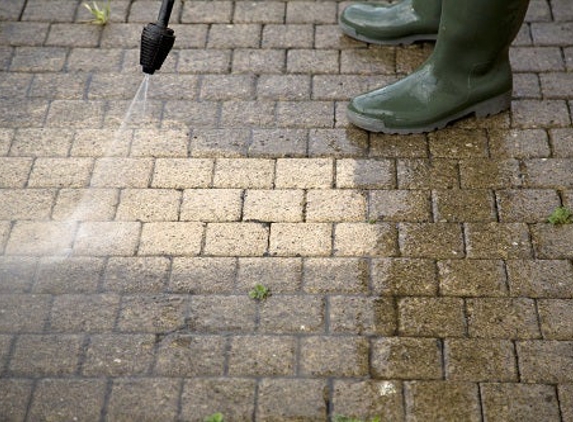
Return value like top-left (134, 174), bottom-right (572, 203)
top-left (140, 0), bottom-right (176, 74)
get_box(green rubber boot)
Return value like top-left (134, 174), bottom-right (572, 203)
top-left (339, 0), bottom-right (442, 45)
top-left (347, 0), bottom-right (530, 134)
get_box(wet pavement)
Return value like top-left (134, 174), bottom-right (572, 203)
top-left (1, 0), bottom-right (573, 420)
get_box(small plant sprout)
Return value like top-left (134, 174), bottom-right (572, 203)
top-left (547, 206), bottom-right (573, 225)
top-left (204, 413), bottom-right (224, 422)
top-left (248, 283), bottom-right (270, 301)
top-left (84, 0), bottom-right (111, 25)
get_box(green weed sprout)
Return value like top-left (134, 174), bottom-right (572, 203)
top-left (248, 283), bottom-right (270, 301)
top-left (84, 0), bottom-right (111, 25)
top-left (547, 206), bottom-right (573, 225)
top-left (204, 413), bottom-right (224, 422)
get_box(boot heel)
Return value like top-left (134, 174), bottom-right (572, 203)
top-left (473, 91), bottom-right (512, 118)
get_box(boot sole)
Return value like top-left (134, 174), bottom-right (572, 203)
top-left (339, 19), bottom-right (438, 45)
top-left (347, 91), bottom-right (512, 134)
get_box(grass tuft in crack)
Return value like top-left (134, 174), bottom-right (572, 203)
top-left (84, 0), bottom-right (111, 25)
top-left (249, 283), bottom-right (270, 301)
top-left (204, 413), bottom-right (224, 422)
top-left (547, 206), bottom-right (573, 225)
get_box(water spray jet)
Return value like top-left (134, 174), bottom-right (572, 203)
top-left (140, 0), bottom-right (176, 74)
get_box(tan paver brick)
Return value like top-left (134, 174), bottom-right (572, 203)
top-left (399, 223), bottom-right (464, 259)
top-left (74, 222), bottom-right (140, 256)
top-left (531, 224), bottom-right (573, 259)
top-left (243, 189), bottom-right (304, 222)
top-left (139, 222), bottom-right (204, 256)
top-left (329, 296), bottom-right (396, 336)
top-left (0, 189), bottom-right (55, 220)
top-left (52, 188), bottom-right (119, 221)
top-left (332, 380), bottom-right (404, 421)
top-left (275, 158), bottom-right (333, 189)
top-left (517, 340), bottom-right (573, 383)
top-left (257, 379), bottom-right (327, 420)
top-left (0, 157), bottom-right (33, 188)
top-left (180, 189), bottom-right (242, 222)
top-left (372, 258), bottom-right (438, 296)
top-left (270, 222), bottom-right (332, 256)
top-left (170, 257), bottom-right (236, 294)
top-left (5, 221), bottom-right (75, 256)
top-left (204, 222), bottom-right (268, 256)
top-left (116, 189), bottom-right (181, 222)
top-left (538, 299), bottom-right (573, 340)
top-left (303, 257), bottom-right (368, 294)
top-left (228, 335), bottom-right (296, 376)
top-left (300, 336), bottom-right (369, 377)
top-left (369, 190), bottom-right (432, 222)
top-left (506, 259), bottom-right (573, 298)
top-left (237, 257), bottom-right (302, 293)
top-left (259, 295), bottom-right (324, 334)
top-left (151, 158), bottom-right (213, 189)
top-left (50, 294), bottom-right (120, 333)
top-left (398, 297), bottom-right (466, 337)
top-left (90, 158), bottom-right (153, 188)
top-left (130, 129), bottom-right (189, 157)
top-left (433, 189), bottom-right (496, 222)
top-left (306, 189), bottom-right (366, 222)
top-left (155, 334), bottom-right (225, 377)
top-left (438, 259), bottom-right (508, 297)
top-left (335, 222), bottom-right (397, 257)
top-left (213, 158), bottom-right (275, 188)
top-left (0, 380), bottom-right (33, 422)
top-left (28, 157), bottom-right (92, 188)
top-left (336, 158), bottom-right (395, 189)
top-left (559, 384), bottom-right (573, 422)
top-left (465, 223), bottom-right (532, 259)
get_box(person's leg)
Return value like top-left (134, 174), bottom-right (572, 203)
top-left (346, 0), bottom-right (530, 134)
top-left (339, 0), bottom-right (441, 45)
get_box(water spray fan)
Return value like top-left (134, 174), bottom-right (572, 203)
top-left (140, 0), bottom-right (176, 74)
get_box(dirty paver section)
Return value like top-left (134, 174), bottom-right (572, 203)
top-left (1, 0), bottom-right (573, 420)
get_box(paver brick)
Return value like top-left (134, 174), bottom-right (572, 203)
top-left (139, 222), bottom-right (204, 256)
top-left (551, 128), bottom-right (573, 157)
top-left (286, 1), bottom-right (337, 23)
top-left (275, 101), bottom-right (334, 129)
top-left (0, 257), bottom-right (37, 294)
top-left (538, 299), bottom-right (573, 340)
top-left (220, 100), bottom-right (276, 128)
top-left (190, 128), bottom-right (251, 158)
top-left (398, 297), bottom-right (466, 337)
top-left (106, 378), bottom-right (180, 421)
top-left (214, 158), bottom-right (275, 189)
top-left (517, 340), bottom-right (573, 383)
top-left (5, 221), bottom-right (75, 256)
top-left (335, 222), bottom-right (397, 257)
top-left (233, 48), bottom-right (286, 74)
top-left (336, 158), bottom-right (395, 189)
top-left (28, 157), bottom-right (93, 188)
top-left (303, 257), bottom-right (368, 294)
top-left (371, 337), bottom-right (442, 380)
top-left (275, 158), bottom-right (333, 189)
top-left (155, 334), bottom-right (225, 377)
top-left (50, 294), bottom-right (120, 333)
top-left (0, 189), bottom-right (55, 220)
top-left (438, 259), bottom-right (508, 297)
top-left (74, 221), bottom-right (140, 256)
top-left (0, 99), bottom-right (49, 128)
top-left (8, 334), bottom-right (83, 376)
top-left (306, 190), bottom-right (366, 222)
top-left (152, 158), bottom-right (213, 189)
top-left (370, 133), bottom-right (428, 158)
top-left (52, 188), bottom-right (119, 221)
top-left (249, 128), bottom-right (308, 158)
top-left (481, 383), bottom-right (560, 422)
top-left (0, 294), bottom-right (50, 333)
top-left (399, 223), bottom-right (464, 259)
top-left (524, 158), bottom-right (573, 188)
top-left (405, 381), bottom-right (481, 422)
top-left (512, 99), bottom-right (572, 128)
top-left (329, 296), bottom-right (396, 336)
top-left (466, 298), bottom-right (540, 339)
top-left (257, 75), bottom-right (311, 101)
top-left (180, 189), bottom-right (242, 222)
top-left (341, 48), bottom-right (396, 75)
top-left (170, 257), bottom-right (236, 294)
top-left (91, 157), bottom-right (153, 188)
top-left (262, 24), bottom-right (314, 49)
top-left (445, 339), bottom-right (517, 382)
top-left (496, 189), bottom-right (561, 222)
top-left (228, 335), bottom-right (296, 376)
top-left (103, 257), bottom-right (171, 293)
top-left (82, 334), bottom-right (155, 377)
top-left (270, 223), bottom-right (332, 257)
top-left (506, 259), bottom-right (573, 298)
top-left (204, 222), bottom-right (268, 256)
top-left (116, 189), bottom-right (181, 222)
top-left (0, 379), bottom-right (33, 422)
top-left (287, 49), bottom-right (339, 74)
top-left (11, 128), bottom-right (74, 157)
top-left (460, 158), bottom-right (522, 188)
top-left (308, 127), bottom-right (369, 157)
top-left (118, 294), bottom-right (188, 334)
top-left (0, 157), bottom-right (32, 188)
top-left (208, 24), bottom-right (261, 48)
top-left (188, 295), bottom-right (256, 333)
top-left (300, 335), bottom-right (369, 377)
top-left (371, 258), bottom-right (438, 296)
top-left (559, 384), bottom-right (573, 422)
top-left (259, 295), bottom-right (325, 334)
top-left (370, 190), bottom-right (431, 222)
top-left (433, 189), bottom-right (496, 222)
top-left (465, 223), bottom-right (532, 259)
top-left (34, 257), bottom-right (103, 294)
top-left (180, 378), bottom-right (256, 421)
top-left (234, 1), bottom-right (285, 23)
top-left (510, 47), bottom-right (565, 72)
top-left (257, 378), bottom-right (328, 421)
top-left (181, 1), bottom-right (233, 23)
top-left (531, 224), bottom-right (573, 259)
top-left (237, 257), bottom-right (302, 293)
top-left (332, 380), bottom-right (405, 421)
top-left (397, 159), bottom-right (459, 189)
top-left (0, 22), bottom-right (50, 46)
top-left (243, 189), bottom-right (304, 223)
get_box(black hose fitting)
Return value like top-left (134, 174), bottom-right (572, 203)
top-left (140, 0), bottom-right (176, 74)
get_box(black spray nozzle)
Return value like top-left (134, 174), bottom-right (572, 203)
top-left (140, 0), bottom-right (176, 74)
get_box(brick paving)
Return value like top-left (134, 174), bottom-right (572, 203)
top-left (0, 0), bottom-right (572, 420)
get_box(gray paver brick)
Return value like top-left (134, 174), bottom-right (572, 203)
top-left (399, 223), bottom-right (464, 259)
top-left (237, 257), bottom-right (302, 293)
top-left (336, 158), bottom-right (395, 189)
top-left (531, 224), bottom-right (573, 259)
top-left (465, 223), bottom-right (532, 259)
top-left (50, 294), bottom-right (120, 333)
top-left (228, 335), bottom-right (296, 376)
top-left (307, 189), bottom-right (366, 222)
top-left (303, 257), bottom-right (368, 294)
top-left (0, 294), bottom-right (51, 333)
top-left (118, 294), bottom-right (188, 334)
top-left (0, 189), bottom-right (55, 220)
top-left (370, 190), bottom-right (432, 222)
top-left (538, 299), bottom-right (573, 340)
top-left (259, 295), bottom-right (324, 334)
top-left (329, 296), bottom-right (396, 336)
top-left (180, 378), bottom-right (256, 421)
top-left (170, 257), bottom-right (236, 294)
top-left (52, 188), bottom-right (119, 221)
top-left (188, 295), bottom-right (256, 333)
top-left (559, 384), bottom-right (573, 422)
top-left (0, 379), bottom-right (32, 421)
top-left (5, 221), bottom-right (75, 256)
top-left (155, 334), bottom-right (225, 377)
top-left (152, 158), bottom-right (214, 190)
top-left (74, 221), bottom-right (140, 256)
top-left (300, 335), bottom-right (369, 377)
top-left (257, 378), bottom-right (328, 420)
top-left (116, 188), bottom-right (181, 222)
top-left (103, 256), bottom-right (170, 293)
top-left (34, 257), bottom-right (103, 294)
top-left (91, 157), bottom-right (153, 188)
top-left (506, 259), bottom-right (573, 298)
top-left (0, 157), bottom-right (32, 188)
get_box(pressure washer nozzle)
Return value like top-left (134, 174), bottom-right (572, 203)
top-left (140, 22), bottom-right (175, 74)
